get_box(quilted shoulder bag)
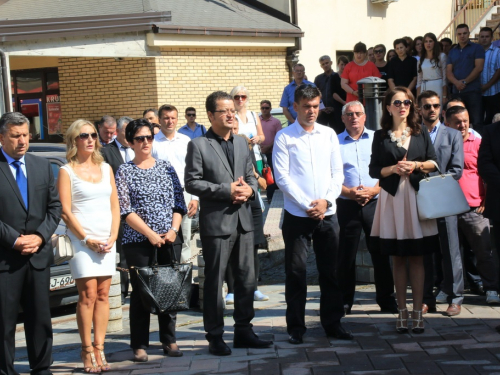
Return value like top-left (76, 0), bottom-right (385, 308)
top-left (129, 245), bottom-right (193, 314)
top-left (416, 160), bottom-right (469, 220)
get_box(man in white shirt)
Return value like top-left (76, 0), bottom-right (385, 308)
top-left (152, 104), bottom-right (199, 262)
top-left (273, 84), bottom-right (352, 344)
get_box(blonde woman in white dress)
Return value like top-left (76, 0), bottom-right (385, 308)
top-left (58, 119), bottom-right (120, 373)
top-left (230, 85), bottom-right (266, 173)
top-left (417, 32), bottom-right (447, 106)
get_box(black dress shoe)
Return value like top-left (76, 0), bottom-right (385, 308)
top-left (288, 334), bottom-right (303, 345)
top-left (206, 335), bottom-right (232, 356)
top-left (379, 302), bottom-right (399, 314)
top-left (233, 331), bottom-right (273, 349)
top-left (162, 343), bottom-right (183, 357)
top-left (326, 323), bottom-right (354, 340)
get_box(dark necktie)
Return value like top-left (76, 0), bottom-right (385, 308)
top-left (12, 161), bottom-right (28, 209)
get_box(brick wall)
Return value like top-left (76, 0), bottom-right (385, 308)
top-left (58, 57), bottom-right (159, 129)
top-left (58, 48), bottom-right (289, 131)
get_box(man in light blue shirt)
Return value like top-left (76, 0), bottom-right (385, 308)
top-left (478, 27), bottom-right (500, 125)
top-left (178, 107), bottom-right (207, 139)
top-left (337, 101), bottom-right (396, 314)
top-left (280, 64), bottom-right (314, 124)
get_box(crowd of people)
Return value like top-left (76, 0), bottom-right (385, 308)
top-left (1, 21), bottom-right (500, 375)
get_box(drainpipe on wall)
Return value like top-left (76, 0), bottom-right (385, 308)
top-left (0, 49), bottom-right (10, 116)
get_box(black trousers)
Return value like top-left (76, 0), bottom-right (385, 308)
top-left (336, 199), bottom-right (395, 308)
top-left (123, 240), bottom-right (181, 349)
top-left (117, 223), bottom-right (129, 300)
top-left (264, 153), bottom-right (278, 202)
top-left (201, 224), bottom-right (255, 337)
top-left (483, 93), bottom-right (500, 126)
top-left (225, 245), bottom-right (259, 294)
top-left (0, 262), bottom-right (52, 375)
top-left (282, 211), bottom-right (344, 336)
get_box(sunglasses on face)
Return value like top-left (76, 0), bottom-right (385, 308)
top-left (260, 107), bottom-right (270, 110)
top-left (422, 104), bottom-right (441, 110)
top-left (234, 95), bottom-right (247, 100)
top-left (392, 100), bottom-right (412, 107)
top-left (374, 49), bottom-right (384, 54)
top-left (133, 135), bottom-right (153, 143)
top-left (344, 112), bottom-right (365, 118)
top-left (186, 113), bottom-right (196, 117)
top-left (78, 132), bottom-right (98, 140)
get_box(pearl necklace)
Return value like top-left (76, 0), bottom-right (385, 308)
top-left (388, 127), bottom-right (410, 147)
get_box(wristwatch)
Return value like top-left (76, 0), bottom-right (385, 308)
top-left (325, 200), bottom-right (333, 208)
top-left (171, 228), bottom-right (178, 235)
top-left (80, 235), bottom-right (90, 247)
top-left (462, 80), bottom-right (467, 85)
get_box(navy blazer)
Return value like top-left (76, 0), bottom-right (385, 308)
top-left (369, 128), bottom-right (437, 196)
top-left (0, 152), bottom-right (61, 270)
top-left (478, 122), bottom-right (500, 220)
top-left (427, 124), bottom-right (463, 180)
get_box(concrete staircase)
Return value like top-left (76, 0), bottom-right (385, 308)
top-left (474, 6), bottom-right (500, 40)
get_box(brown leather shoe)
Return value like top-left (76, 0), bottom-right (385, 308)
top-left (133, 349), bottom-right (148, 362)
top-left (162, 343), bottom-right (183, 357)
top-left (422, 303), bottom-right (437, 314)
top-left (445, 303), bottom-right (461, 316)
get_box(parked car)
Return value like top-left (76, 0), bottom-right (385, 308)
top-left (28, 149), bottom-right (79, 308)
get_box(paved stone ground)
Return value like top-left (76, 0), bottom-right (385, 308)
top-left (13, 283), bottom-right (500, 375)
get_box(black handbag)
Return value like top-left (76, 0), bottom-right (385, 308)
top-left (129, 245), bottom-right (193, 314)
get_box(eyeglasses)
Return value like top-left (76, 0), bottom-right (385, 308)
top-left (186, 113), bottom-right (196, 117)
top-left (422, 103), bottom-right (441, 110)
top-left (133, 135), bottom-right (153, 143)
top-left (374, 49), bottom-right (384, 54)
top-left (260, 107), bottom-right (271, 110)
top-left (78, 132), bottom-right (98, 140)
top-left (233, 95), bottom-right (247, 101)
top-left (344, 112), bottom-right (365, 118)
top-left (392, 100), bottom-right (412, 107)
top-left (213, 109), bottom-right (236, 116)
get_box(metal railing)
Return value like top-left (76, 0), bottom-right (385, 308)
top-left (438, 0), bottom-right (500, 41)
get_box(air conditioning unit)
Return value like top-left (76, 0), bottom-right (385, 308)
top-left (371, 0), bottom-right (399, 3)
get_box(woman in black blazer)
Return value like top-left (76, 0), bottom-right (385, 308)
top-left (369, 87), bottom-right (439, 334)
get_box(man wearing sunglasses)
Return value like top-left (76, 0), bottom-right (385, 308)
top-left (418, 90), bottom-right (465, 317)
top-left (178, 107), bottom-right (207, 139)
top-left (337, 101), bottom-right (397, 315)
top-left (0, 112), bottom-right (61, 375)
top-left (152, 104), bottom-right (199, 265)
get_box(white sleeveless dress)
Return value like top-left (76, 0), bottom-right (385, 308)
top-left (61, 163), bottom-right (117, 279)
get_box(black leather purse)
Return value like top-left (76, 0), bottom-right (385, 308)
top-left (129, 245), bottom-right (193, 314)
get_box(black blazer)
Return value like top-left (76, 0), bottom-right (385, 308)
top-left (478, 122), bottom-right (500, 220)
top-left (369, 128), bottom-right (437, 196)
top-left (101, 140), bottom-right (125, 176)
top-left (0, 152), bottom-right (61, 270)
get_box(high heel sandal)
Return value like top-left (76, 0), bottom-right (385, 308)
top-left (412, 310), bottom-right (425, 334)
top-left (396, 308), bottom-right (408, 333)
top-left (81, 345), bottom-right (101, 373)
top-left (93, 343), bottom-right (111, 372)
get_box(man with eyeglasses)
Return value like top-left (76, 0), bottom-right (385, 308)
top-left (178, 107), bottom-right (207, 139)
top-left (259, 100), bottom-right (281, 202)
top-left (273, 84), bottom-right (352, 344)
top-left (185, 91), bottom-right (272, 356)
top-left (337, 101), bottom-right (397, 315)
top-left (152, 104), bottom-right (199, 266)
top-left (418, 90), bottom-right (465, 317)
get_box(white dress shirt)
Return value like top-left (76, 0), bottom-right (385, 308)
top-left (114, 139), bottom-right (135, 163)
top-left (152, 130), bottom-right (198, 201)
top-left (273, 121), bottom-right (344, 217)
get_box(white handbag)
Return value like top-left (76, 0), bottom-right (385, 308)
top-left (416, 160), bottom-right (469, 220)
top-left (52, 233), bottom-right (74, 265)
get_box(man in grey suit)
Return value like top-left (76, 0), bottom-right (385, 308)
top-left (185, 91), bottom-right (272, 356)
top-left (418, 91), bottom-right (465, 316)
top-left (0, 112), bottom-right (61, 375)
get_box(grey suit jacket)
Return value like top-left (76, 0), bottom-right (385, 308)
top-left (427, 124), bottom-right (464, 180)
top-left (0, 152), bottom-right (61, 270)
top-left (184, 129), bottom-right (257, 237)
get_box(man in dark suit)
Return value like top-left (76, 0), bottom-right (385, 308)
top-left (101, 116), bottom-right (133, 305)
top-left (0, 112), bottom-right (61, 375)
top-left (185, 91), bottom-right (272, 356)
top-left (418, 91), bottom-right (464, 317)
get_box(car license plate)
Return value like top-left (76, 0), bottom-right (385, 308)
top-left (50, 275), bottom-right (75, 291)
